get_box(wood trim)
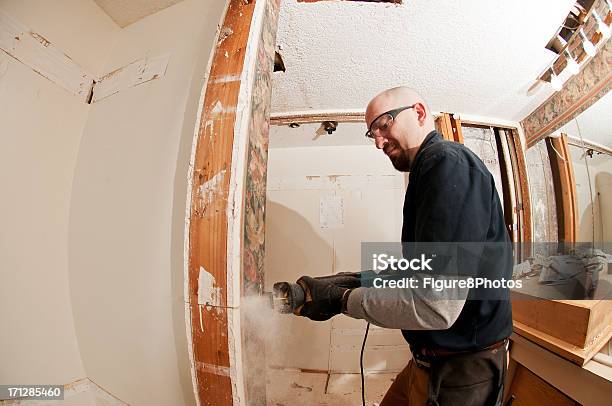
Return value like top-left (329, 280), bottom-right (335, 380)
top-left (270, 111), bottom-right (365, 125)
top-left (185, 0), bottom-right (279, 404)
top-left (546, 134), bottom-right (577, 243)
top-left (513, 320), bottom-right (612, 366)
top-left (460, 119), bottom-right (518, 130)
top-left (496, 131), bottom-right (517, 242)
top-left (449, 114), bottom-right (464, 143)
top-left (509, 129), bottom-right (532, 246)
top-left (435, 113), bottom-right (454, 141)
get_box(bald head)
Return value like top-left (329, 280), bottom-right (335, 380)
top-left (365, 87), bottom-right (436, 172)
top-left (366, 87), bottom-right (434, 129)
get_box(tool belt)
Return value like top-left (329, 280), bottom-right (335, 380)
top-left (412, 338), bottom-right (508, 365)
top-left (410, 338), bottom-right (509, 406)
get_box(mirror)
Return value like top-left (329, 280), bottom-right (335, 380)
top-left (522, 90), bottom-right (612, 302)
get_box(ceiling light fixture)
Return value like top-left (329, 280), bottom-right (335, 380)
top-left (592, 10), bottom-right (611, 40)
top-left (564, 49), bottom-right (580, 75)
top-left (579, 28), bottom-right (597, 57)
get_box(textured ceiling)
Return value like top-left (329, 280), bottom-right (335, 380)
top-left (272, 0), bottom-right (577, 122)
top-left (94, 0), bottom-right (184, 27)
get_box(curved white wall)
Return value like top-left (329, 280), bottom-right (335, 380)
top-left (1, 0), bottom-right (225, 404)
top-left (68, 0), bottom-right (225, 404)
top-left (0, 0), bottom-right (118, 393)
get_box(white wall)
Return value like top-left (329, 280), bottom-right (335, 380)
top-left (67, 0), bottom-right (225, 405)
top-left (595, 158), bottom-right (612, 244)
top-left (570, 145), bottom-right (612, 245)
top-left (0, 0), bottom-right (118, 398)
top-left (264, 123), bottom-right (411, 374)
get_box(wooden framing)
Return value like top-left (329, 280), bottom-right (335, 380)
top-left (546, 134), bottom-right (578, 243)
top-left (458, 123), bottom-right (532, 248)
top-left (435, 112), bottom-right (463, 143)
top-left (185, 0), bottom-right (280, 404)
top-left (506, 129), bottom-right (532, 253)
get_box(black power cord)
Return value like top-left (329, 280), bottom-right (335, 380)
top-left (360, 322), bottom-right (371, 406)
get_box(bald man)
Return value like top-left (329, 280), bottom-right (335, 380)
top-left (293, 87), bottom-right (512, 405)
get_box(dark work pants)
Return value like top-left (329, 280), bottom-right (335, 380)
top-left (381, 344), bottom-right (507, 406)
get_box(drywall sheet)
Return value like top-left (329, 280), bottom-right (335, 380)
top-left (0, 0), bottom-right (117, 390)
top-left (66, 1), bottom-right (225, 405)
top-left (264, 142), bottom-right (407, 373)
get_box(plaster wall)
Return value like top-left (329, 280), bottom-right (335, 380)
top-left (570, 145), bottom-right (612, 245)
top-left (0, 0), bottom-right (118, 392)
top-left (67, 0), bottom-right (225, 404)
top-left (264, 123), bottom-right (411, 373)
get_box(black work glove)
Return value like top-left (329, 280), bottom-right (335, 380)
top-left (314, 272), bottom-right (361, 289)
top-left (295, 276), bottom-right (349, 321)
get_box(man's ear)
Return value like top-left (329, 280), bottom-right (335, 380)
top-left (414, 102), bottom-right (427, 125)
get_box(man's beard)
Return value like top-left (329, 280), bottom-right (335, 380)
top-left (388, 148), bottom-right (412, 172)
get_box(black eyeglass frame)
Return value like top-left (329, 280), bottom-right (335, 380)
top-left (365, 104), bottom-right (416, 139)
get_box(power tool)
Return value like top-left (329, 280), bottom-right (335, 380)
top-left (267, 282), bottom-right (306, 314)
top-left (267, 272), bottom-right (363, 313)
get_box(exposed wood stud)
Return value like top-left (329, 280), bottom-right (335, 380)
top-left (186, 1), bottom-right (257, 404)
top-left (546, 134), bottom-right (577, 243)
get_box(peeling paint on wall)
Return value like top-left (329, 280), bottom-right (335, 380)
top-left (198, 169), bottom-right (226, 212)
top-left (196, 361), bottom-right (232, 377)
top-left (198, 266), bottom-right (222, 307)
top-left (218, 27), bottom-right (234, 44)
top-left (91, 53), bottom-right (170, 102)
top-left (0, 10), bottom-right (95, 101)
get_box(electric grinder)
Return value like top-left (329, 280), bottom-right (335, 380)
top-left (267, 282), bottom-right (306, 314)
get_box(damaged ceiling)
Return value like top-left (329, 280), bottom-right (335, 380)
top-left (94, 0), bottom-right (185, 27)
top-left (272, 0), bottom-right (577, 122)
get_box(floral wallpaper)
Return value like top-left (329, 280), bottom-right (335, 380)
top-left (243, 0), bottom-right (280, 296)
top-left (522, 38), bottom-right (611, 148)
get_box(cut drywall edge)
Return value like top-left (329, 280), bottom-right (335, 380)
top-left (91, 53), bottom-right (170, 102)
top-left (0, 9), bottom-right (95, 102)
